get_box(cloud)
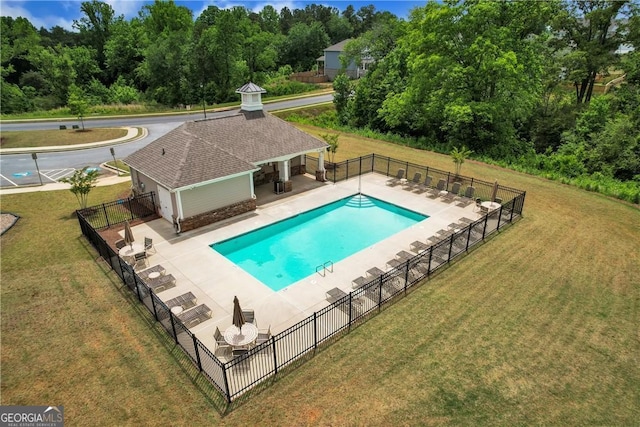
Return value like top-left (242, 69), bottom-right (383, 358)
top-left (1, 1), bottom-right (76, 30)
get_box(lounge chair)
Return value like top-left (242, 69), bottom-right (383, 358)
top-left (367, 267), bottom-right (385, 279)
top-left (403, 172), bottom-right (422, 191)
top-left (410, 240), bottom-right (430, 253)
top-left (441, 182), bottom-right (462, 202)
top-left (426, 178), bottom-right (446, 198)
top-left (352, 276), bottom-right (369, 289)
top-left (457, 186), bottom-right (476, 207)
top-left (327, 287), bottom-right (348, 303)
top-left (413, 175), bottom-right (433, 194)
top-left (178, 304), bottom-right (212, 328)
top-left (148, 274), bottom-right (176, 292)
top-left (386, 168), bottom-right (405, 186)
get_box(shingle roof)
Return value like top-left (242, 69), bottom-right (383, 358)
top-left (124, 111), bottom-right (328, 191)
top-left (324, 39), bottom-right (353, 52)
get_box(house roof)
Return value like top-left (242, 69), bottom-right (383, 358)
top-left (124, 111), bottom-right (328, 191)
top-left (324, 39), bottom-right (353, 52)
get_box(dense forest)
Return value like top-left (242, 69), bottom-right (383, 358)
top-left (325, 0), bottom-right (638, 203)
top-left (1, 0), bottom-right (639, 202)
top-left (1, 0), bottom-right (392, 110)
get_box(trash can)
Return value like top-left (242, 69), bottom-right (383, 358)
top-left (273, 180), bottom-right (283, 194)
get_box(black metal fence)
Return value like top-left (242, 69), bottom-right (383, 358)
top-left (75, 155), bottom-right (526, 409)
top-left (306, 153), bottom-right (524, 205)
top-left (78, 192), bottom-right (157, 230)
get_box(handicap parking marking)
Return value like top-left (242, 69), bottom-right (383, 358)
top-left (43, 168), bottom-right (75, 182)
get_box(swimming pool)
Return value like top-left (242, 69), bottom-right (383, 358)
top-left (211, 194), bottom-right (428, 291)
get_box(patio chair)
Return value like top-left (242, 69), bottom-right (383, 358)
top-left (473, 198), bottom-right (483, 213)
top-left (242, 309), bottom-right (256, 326)
top-left (132, 252), bottom-right (148, 271)
top-left (214, 327), bottom-right (231, 357)
top-left (115, 239), bottom-right (127, 250)
top-left (386, 168), bottom-right (405, 186)
top-left (144, 237), bottom-right (156, 254)
top-left (413, 175), bottom-right (433, 194)
top-left (256, 326), bottom-right (272, 345)
top-left (403, 172), bottom-right (422, 191)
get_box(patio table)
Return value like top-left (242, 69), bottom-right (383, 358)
top-left (119, 243), bottom-right (145, 261)
top-left (224, 324), bottom-right (258, 348)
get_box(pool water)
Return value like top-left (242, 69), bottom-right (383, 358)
top-left (211, 194), bottom-right (428, 291)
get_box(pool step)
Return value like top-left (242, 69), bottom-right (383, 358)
top-left (346, 196), bottom-right (376, 208)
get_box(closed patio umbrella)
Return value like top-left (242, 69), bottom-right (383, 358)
top-left (124, 220), bottom-right (135, 249)
top-left (490, 180), bottom-right (499, 203)
top-left (232, 296), bottom-right (246, 333)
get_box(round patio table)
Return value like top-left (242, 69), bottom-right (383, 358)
top-left (118, 243), bottom-right (145, 258)
top-left (224, 324), bottom-right (258, 347)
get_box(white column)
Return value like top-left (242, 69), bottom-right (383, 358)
top-left (283, 160), bottom-right (290, 182)
top-left (318, 151), bottom-right (325, 171)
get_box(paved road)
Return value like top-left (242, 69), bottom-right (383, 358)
top-left (0, 94), bottom-right (333, 188)
top-left (0, 94), bottom-right (333, 131)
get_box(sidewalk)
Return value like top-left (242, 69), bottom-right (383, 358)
top-left (0, 174), bottom-right (132, 195)
top-left (0, 127), bottom-right (147, 155)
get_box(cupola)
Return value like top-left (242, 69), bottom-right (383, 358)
top-left (235, 82), bottom-right (267, 112)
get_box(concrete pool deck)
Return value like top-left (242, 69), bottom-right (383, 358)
top-left (125, 172), bottom-right (480, 355)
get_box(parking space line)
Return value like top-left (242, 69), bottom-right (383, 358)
top-left (0, 174), bottom-right (18, 186)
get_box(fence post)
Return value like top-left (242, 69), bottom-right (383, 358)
top-left (192, 334), bottom-right (202, 371)
top-left (427, 247), bottom-right (433, 276)
top-left (271, 337), bottom-right (278, 375)
top-left (222, 364), bottom-right (232, 404)
top-left (128, 198), bottom-right (135, 221)
top-left (482, 214), bottom-right (488, 239)
top-left (102, 203), bottom-right (110, 228)
top-left (378, 277), bottom-right (383, 309)
top-left (313, 312), bottom-right (318, 349)
top-left (403, 262), bottom-right (409, 293)
top-left (447, 234), bottom-right (454, 262)
top-left (170, 313), bottom-right (179, 343)
top-left (348, 293), bottom-right (352, 331)
top-left (150, 290), bottom-right (159, 320)
top-left (465, 225), bottom-right (472, 251)
top-left (496, 206), bottom-right (503, 230)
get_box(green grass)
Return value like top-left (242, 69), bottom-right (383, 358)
top-left (1, 129), bottom-right (639, 425)
top-left (0, 128), bottom-right (128, 149)
top-left (105, 159), bottom-right (131, 174)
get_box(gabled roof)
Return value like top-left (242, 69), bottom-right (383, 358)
top-left (324, 39), bottom-right (353, 52)
top-left (236, 82), bottom-right (266, 93)
top-left (124, 111), bottom-right (328, 191)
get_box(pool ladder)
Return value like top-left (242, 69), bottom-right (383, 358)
top-left (315, 260), bottom-right (334, 277)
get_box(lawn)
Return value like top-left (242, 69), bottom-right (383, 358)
top-left (0, 128), bottom-right (128, 149)
top-left (1, 126), bottom-right (638, 425)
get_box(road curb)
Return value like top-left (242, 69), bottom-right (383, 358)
top-left (0, 127), bottom-right (148, 154)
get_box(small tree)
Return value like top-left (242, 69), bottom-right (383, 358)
top-left (67, 84), bottom-right (89, 131)
top-left (451, 145), bottom-right (473, 176)
top-left (321, 133), bottom-right (339, 164)
top-left (60, 167), bottom-right (99, 209)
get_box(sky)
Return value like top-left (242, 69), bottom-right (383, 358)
top-left (0, 1), bottom-right (428, 31)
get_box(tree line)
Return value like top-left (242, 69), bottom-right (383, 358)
top-left (1, 0), bottom-right (392, 113)
top-left (329, 0), bottom-right (638, 200)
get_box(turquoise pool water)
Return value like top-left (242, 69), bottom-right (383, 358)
top-left (211, 194), bottom-right (428, 291)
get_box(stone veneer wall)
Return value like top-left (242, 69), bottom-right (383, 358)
top-left (178, 199), bottom-right (256, 233)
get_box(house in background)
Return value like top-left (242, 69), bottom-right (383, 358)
top-left (317, 39), bottom-right (373, 81)
top-left (124, 83), bottom-right (328, 233)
